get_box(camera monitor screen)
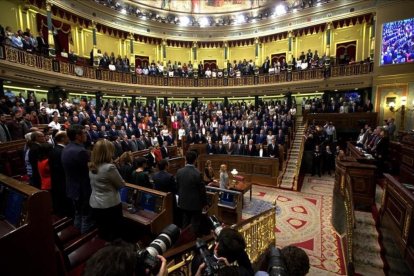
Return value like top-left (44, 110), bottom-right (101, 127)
top-left (381, 17), bottom-right (414, 65)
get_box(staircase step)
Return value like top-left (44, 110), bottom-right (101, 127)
top-left (353, 248), bottom-right (384, 269)
top-left (354, 263), bottom-right (385, 276)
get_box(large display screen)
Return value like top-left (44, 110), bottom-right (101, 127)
top-left (381, 18), bottom-right (414, 65)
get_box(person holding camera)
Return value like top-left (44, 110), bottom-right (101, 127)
top-left (256, 245), bottom-right (310, 276)
top-left (176, 150), bottom-right (207, 236)
top-left (193, 227), bottom-right (254, 276)
top-left (84, 240), bottom-right (168, 276)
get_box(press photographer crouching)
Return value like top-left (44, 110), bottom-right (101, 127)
top-left (192, 216), bottom-right (254, 276)
top-left (84, 224), bottom-right (180, 276)
top-left (256, 245), bottom-right (310, 276)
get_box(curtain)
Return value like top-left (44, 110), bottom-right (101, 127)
top-left (203, 60), bottom-right (217, 70)
top-left (271, 53), bottom-right (286, 64)
top-left (135, 56), bottom-right (149, 68)
top-left (336, 41), bottom-right (357, 64)
top-left (36, 13), bottom-right (71, 53)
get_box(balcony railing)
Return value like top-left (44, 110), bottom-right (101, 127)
top-left (0, 45), bottom-right (373, 88)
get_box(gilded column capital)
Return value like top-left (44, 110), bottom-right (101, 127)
top-left (326, 22), bottom-right (332, 30)
top-left (192, 41), bottom-right (198, 48)
top-left (45, 0), bottom-right (53, 12)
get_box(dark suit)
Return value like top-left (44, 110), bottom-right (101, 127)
top-left (176, 164), bottom-right (207, 236)
top-left (216, 145), bottom-right (227, 154)
top-left (153, 170), bottom-right (177, 194)
top-left (49, 144), bottom-right (73, 217)
top-left (245, 144), bottom-right (257, 156)
top-left (267, 143), bottom-right (278, 157)
top-left (61, 142), bottom-right (93, 233)
top-left (161, 146), bottom-right (169, 159)
top-left (206, 143), bottom-right (215, 154)
top-left (233, 143), bottom-right (245, 155)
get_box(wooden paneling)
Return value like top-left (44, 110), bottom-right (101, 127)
top-left (380, 174), bottom-right (414, 274)
top-left (197, 154), bottom-right (279, 187)
top-left (306, 112), bottom-right (378, 133)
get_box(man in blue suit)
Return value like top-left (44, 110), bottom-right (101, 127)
top-left (61, 125), bottom-right (94, 234)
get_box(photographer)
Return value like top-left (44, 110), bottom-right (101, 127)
top-left (83, 240), bottom-right (168, 276)
top-left (193, 227), bottom-right (254, 276)
top-left (256, 245), bottom-right (310, 276)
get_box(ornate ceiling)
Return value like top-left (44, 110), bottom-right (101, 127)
top-left (51, 0), bottom-right (376, 41)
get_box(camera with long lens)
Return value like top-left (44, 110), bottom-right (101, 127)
top-left (209, 215), bottom-right (223, 236)
top-left (196, 238), bottom-right (226, 276)
top-left (267, 247), bottom-right (287, 276)
top-left (136, 224), bottom-right (180, 274)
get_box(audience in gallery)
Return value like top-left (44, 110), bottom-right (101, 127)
top-left (302, 94), bottom-right (373, 114)
top-left (0, 26), bottom-right (371, 79)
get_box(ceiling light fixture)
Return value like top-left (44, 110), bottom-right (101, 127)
top-left (236, 14), bottom-right (246, 24)
top-left (275, 4), bottom-right (287, 16)
top-left (179, 16), bottom-right (190, 26)
top-left (199, 17), bottom-right (209, 27)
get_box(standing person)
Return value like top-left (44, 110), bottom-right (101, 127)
top-left (153, 159), bottom-right (176, 193)
top-left (62, 125), bottom-right (94, 234)
top-left (131, 157), bottom-right (151, 188)
top-left (88, 139), bottom-right (125, 241)
top-left (323, 145), bottom-right (334, 175)
top-left (311, 145), bottom-right (322, 177)
top-left (176, 151), bottom-right (207, 236)
top-left (49, 131), bottom-right (73, 217)
top-left (219, 164), bottom-right (229, 190)
top-left (203, 160), bottom-right (216, 185)
top-left (28, 131), bottom-right (47, 188)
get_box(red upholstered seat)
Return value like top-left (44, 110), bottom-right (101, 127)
top-left (233, 175), bottom-right (245, 182)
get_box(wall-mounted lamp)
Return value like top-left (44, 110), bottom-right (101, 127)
top-left (389, 101), bottom-right (396, 112)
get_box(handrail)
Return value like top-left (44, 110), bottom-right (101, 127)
top-left (166, 203), bottom-right (276, 274)
top-left (0, 44), bottom-right (374, 89)
top-left (293, 121), bottom-right (307, 191)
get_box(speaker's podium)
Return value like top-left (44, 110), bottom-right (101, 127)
top-left (205, 186), bottom-right (242, 225)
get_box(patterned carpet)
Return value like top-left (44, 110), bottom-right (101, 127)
top-left (242, 175), bottom-right (346, 275)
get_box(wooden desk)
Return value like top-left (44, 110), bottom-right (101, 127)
top-left (0, 174), bottom-right (57, 276)
top-left (208, 181), bottom-right (252, 207)
top-left (335, 159), bottom-right (376, 211)
top-left (205, 186), bottom-right (243, 225)
top-left (120, 183), bottom-right (173, 235)
top-left (198, 154), bottom-right (279, 188)
top-left (380, 174), bottom-right (414, 273)
top-left (346, 141), bottom-right (376, 165)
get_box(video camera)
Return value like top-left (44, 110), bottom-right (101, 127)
top-left (136, 224), bottom-right (180, 274)
top-left (267, 247), bottom-right (287, 276)
top-left (209, 215), bottom-right (223, 237)
top-left (196, 238), bottom-right (227, 276)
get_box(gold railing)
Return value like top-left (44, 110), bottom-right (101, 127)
top-left (238, 205), bottom-right (276, 263)
top-left (166, 204), bottom-right (276, 275)
top-left (293, 121), bottom-right (307, 191)
top-left (0, 44), bottom-right (373, 88)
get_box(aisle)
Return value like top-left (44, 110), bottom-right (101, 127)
top-left (242, 175), bottom-right (346, 275)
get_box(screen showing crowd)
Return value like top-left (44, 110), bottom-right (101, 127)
top-left (381, 17), bottom-right (414, 65)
